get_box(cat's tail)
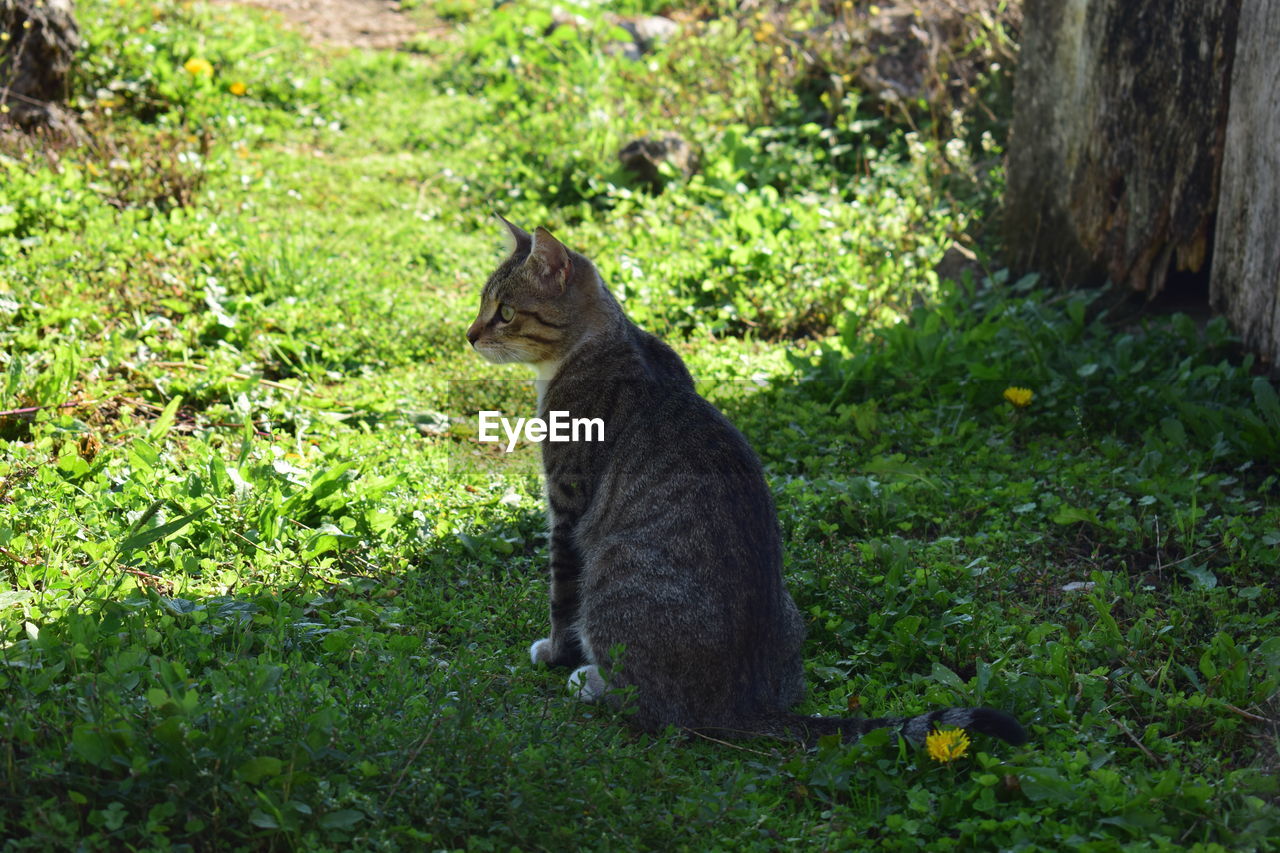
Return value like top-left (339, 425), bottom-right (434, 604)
top-left (710, 707), bottom-right (1027, 748)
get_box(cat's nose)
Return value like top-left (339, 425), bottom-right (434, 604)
top-left (466, 323), bottom-right (481, 346)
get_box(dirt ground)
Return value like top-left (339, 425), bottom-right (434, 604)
top-left (214, 0), bottom-right (421, 49)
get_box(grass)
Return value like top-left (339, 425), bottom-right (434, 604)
top-left (1, 0), bottom-right (1278, 849)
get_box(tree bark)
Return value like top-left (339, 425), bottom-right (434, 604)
top-left (1004, 0), bottom-right (1240, 296)
top-left (1, 0), bottom-right (81, 133)
top-left (1210, 0), bottom-right (1280, 368)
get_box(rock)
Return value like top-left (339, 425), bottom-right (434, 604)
top-left (618, 134), bottom-right (699, 192)
top-left (549, 5), bottom-right (590, 32)
top-left (1, 0), bottom-right (82, 134)
top-left (619, 15), bottom-right (679, 51)
top-left (602, 38), bottom-right (643, 63)
top-left (604, 14), bottom-right (679, 61)
top-left (545, 9), bottom-right (680, 61)
top-left (934, 243), bottom-right (982, 284)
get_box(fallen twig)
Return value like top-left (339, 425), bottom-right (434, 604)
top-left (150, 361), bottom-right (310, 395)
top-left (684, 729), bottom-right (774, 756)
top-left (0, 400), bottom-right (99, 419)
top-left (1116, 720), bottom-right (1164, 765)
top-left (122, 567), bottom-right (174, 594)
top-left (382, 726), bottom-right (439, 812)
top-left (0, 547), bottom-right (36, 567)
top-left (1222, 703), bottom-right (1280, 726)
top-left (227, 529), bottom-right (307, 574)
top-left (118, 396), bottom-right (275, 438)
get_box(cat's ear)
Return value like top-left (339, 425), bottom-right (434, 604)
top-left (526, 226), bottom-right (573, 295)
top-left (494, 212), bottom-right (532, 255)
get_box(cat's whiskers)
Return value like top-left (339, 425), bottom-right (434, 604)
top-left (476, 342), bottom-right (534, 365)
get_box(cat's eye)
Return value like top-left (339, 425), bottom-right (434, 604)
top-left (497, 304), bottom-right (516, 323)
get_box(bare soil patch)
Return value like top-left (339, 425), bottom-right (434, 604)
top-left (213, 0), bottom-right (420, 49)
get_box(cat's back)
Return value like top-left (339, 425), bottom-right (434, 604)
top-left (549, 325), bottom-right (782, 565)
top-left (548, 323), bottom-right (756, 474)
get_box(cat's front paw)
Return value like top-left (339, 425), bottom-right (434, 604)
top-left (529, 638), bottom-right (554, 666)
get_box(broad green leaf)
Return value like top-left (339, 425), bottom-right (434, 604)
top-left (861, 455), bottom-right (940, 489)
top-left (1253, 376), bottom-right (1280, 427)
top-left (148, 394), bottom-right (184, 442)
top-left (118, 504), bottom-right (210, 553)
top-left (71, 725), bottom-right (113, 767)
top-left (1018, 768), bottom-right (1076, 803)
top-left (1181, 563), bottom-right (1218, 590)
top-left (318, 809), bottom-right (364, 830)
top-left (1160, 417), bottom-right (1187, 446)
top-left (0, 590), bottom-right (34, 608)
top-left (929, 662), bottom-right (966, 693)
top-left (237, 756), bottom-right (284, 783)
top-left (1051, 505), bottom-right (1100, 526)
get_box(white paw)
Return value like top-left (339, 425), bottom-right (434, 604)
top-left (529, 638), bottom-right (553, 666)
top-left (567, 665), bottom-right (606, 703)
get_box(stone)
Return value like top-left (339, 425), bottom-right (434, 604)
top-left (934, 243), bottom-right (982, 285)
top-left (618, 134), bottom-right (699, 192)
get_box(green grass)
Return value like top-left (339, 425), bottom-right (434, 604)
top-left (1, 0), bottom-right (1278, 849)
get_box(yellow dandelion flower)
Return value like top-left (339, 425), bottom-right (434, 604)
top-left (183, 57), bottom-right (214, 77)
top-left (754, 21), bottom-right (776, 41)
top-left (229, 81), bottom-right (247, 96)
top-left (926, 727), bottom-right (971, 763)
top-left (1003, 386), bottom-right (1033, 408)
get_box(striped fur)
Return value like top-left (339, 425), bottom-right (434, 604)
top-left (468, 219), bottom-right (1026, 748)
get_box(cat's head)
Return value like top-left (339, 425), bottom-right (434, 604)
top-left (467, 216), bottom-right (608, 369)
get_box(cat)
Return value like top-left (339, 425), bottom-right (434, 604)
top-left (466, 215), bottom-right (1027, 747)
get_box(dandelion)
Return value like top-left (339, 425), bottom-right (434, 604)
top-left (1003, 386), bottom-right (1033, 408)
top-left (926, 727), bottom-right (971, 763)
top-left (229, 81), bottom-right (247, 96)
top-left (183, 57), bottom-right (214, 77)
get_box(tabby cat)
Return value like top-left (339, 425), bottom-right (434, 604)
top-left (466, 216), bottom-right (1026, 747)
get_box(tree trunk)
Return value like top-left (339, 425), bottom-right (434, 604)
top-left (1210, 0), bottom-right (1280, 368)
top-left (1, 0), bottom-right (81, 134)
top-left (1004, 0), bottom-right (1240, 296)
